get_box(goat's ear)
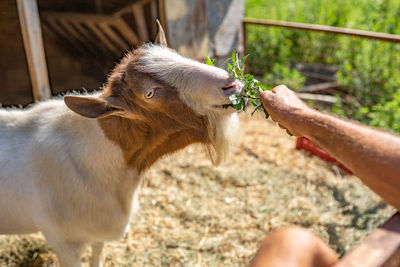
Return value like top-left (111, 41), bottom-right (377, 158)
top-left (155, 19), bottom-right (168, 47)
top-left (64, 95), bottom-right (124, 119)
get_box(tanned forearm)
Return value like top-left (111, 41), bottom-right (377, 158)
top-left (302, 111), bottom-right (400, 210)
top-left (260, 85), bottom-right (400, 210)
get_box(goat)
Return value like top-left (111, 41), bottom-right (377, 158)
top-left (0, 21), bottom-right (241, 266)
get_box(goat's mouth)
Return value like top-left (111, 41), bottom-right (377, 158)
top-left (210, 81), bottom-right (243, 110)
top-left (221, 81), bottom-right (242, 98)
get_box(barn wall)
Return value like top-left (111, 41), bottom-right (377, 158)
top-left (164, 0), bottom-right (244, 62)
top-left (206, 0), bottom-right (244, 61)
top-left (1, 0), bottom-right (243, 106)
top-left (0, 0), bottom-right (33, 106)
top-left (37, 0), bottom-right (144, 15)
top-left (0, 0), bottom-right (133, 106)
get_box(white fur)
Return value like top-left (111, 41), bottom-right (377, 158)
top-left (139, 44), bottom-right (233, 115)
top-left (140, 44), bottom-right (240, 164)
top-left (0, 100), bottom-right (141, 266)
top-left (0, 44), bottom-right (240, 267)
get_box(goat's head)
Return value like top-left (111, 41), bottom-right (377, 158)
top-left (65, 21), bottom-right (240, 168)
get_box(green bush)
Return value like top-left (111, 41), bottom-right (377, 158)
top-left (263, 63), bottom-right (305, 90)
top-left (357, 89), bottom-right (400, 133)
top-left (245, 0), bottom-right (400, 134)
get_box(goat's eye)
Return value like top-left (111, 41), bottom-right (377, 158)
top-left (145, 88), bottom-right (156, 99)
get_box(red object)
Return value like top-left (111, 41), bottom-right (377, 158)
top-left (296, 137), bottom-right (353, 174)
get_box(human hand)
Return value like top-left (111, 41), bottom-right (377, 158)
top-left (260, 85), bottom-right (317, 136)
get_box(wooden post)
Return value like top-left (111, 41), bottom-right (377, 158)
top-left (242, 18), bottom-right (400, 43)
top-left (242, 20), bottom-right (248, 72)
top-left (17, 0), bottom-right (51, 101)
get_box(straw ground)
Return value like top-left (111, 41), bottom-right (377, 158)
top-left (0, 112), bottom-right (394, 266)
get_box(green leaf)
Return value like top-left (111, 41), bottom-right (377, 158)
top-left (205, 54), bottom-right (215, 66)
top-left (251, 104), bottom-right (263, 116)
top-left (240, 98), bottom-right (246, 111)
top-left (231, 49), bottom-right (237, 64)
top-left (241, 55), bottom-right (249, 67)
top-left (229, 94), bottom-right (241, 105)
top-left (245, 74), bottom-right (254, 81)
top-left (263, 108), bottom-right (269, 119)
top-left (204, 51), bottom-right (270, 116)
top-left (232, 103), bottom-right (242, 110)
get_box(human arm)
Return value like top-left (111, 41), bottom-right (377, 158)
top-left (260, 85), bottom-right (400, 210)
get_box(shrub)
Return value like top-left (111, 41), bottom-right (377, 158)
top-left (263, 63), bottom-right (305, 91)
top-left (245, 0), bottom-right (400, 133)
top-left (357, 89), bottom-right (400, 133)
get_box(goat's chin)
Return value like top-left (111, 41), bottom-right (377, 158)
top-left (210, 105), bottom-right (238, 114)
top-left (205, 112), bottom-right (240, 165)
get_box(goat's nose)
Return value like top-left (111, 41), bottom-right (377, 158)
top-left (221, 80), bottom-right (242, 97)
top-left (222, 81), bottom-right (239, 91)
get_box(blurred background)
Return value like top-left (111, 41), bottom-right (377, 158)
top-left (0, 0), bottom-right (243, 105)
top-left (2, 0), bottom-right (399, 134)
top-left (245, 0), bottom-right (400, 134)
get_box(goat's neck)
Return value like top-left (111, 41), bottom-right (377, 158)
top-left (98, 116), bottom-right (208, 173)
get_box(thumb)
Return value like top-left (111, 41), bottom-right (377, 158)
top-left (260, 90), bottom-right (274, 106)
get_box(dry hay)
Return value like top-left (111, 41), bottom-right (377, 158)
top-left (0, 112), bottom-right (395, 266)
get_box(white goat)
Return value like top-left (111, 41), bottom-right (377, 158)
top-left (0, 22), bottom-right (240, 266)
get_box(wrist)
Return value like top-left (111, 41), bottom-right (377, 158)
top-left (286, 107), bottom-right (321, 137)
top-left (300, 110), bottom-right (333, 140)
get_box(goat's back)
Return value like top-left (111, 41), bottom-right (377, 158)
top-left (0, 99), bottom-right (139, 239)
top-left (0, 101), bottom-right (71, 233)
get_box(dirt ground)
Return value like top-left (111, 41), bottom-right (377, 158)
top-left (0, 112), bottom-right (395, 266)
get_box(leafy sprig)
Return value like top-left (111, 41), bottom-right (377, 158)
top-left (205, 50), bottom-right (269, 118)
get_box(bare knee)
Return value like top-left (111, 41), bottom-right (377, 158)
top-left (250, 226), bottom-right (338, 267)
top-left (260, 226), bottom-right (314, 246)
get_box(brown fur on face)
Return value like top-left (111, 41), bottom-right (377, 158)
top-left (65, 21), bottom-right (239, 173)
top-left (98, 49), bottom-right (211, 173)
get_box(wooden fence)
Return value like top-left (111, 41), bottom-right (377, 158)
top-left (242, 18), bottom-right (400, 59)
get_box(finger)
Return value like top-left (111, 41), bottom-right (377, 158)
top-left (278, 123), bottom-right (286, 130)
top-left (271, 85), bottom-right (288, 93)
top-left (260, 90), bottom-right (273, 104)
